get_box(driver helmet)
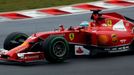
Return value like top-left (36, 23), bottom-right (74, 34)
top-left (80, 21), bottom-right (89, 27)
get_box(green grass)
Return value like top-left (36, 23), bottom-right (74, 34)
top-left (0, 0), bottom-right (98, 12)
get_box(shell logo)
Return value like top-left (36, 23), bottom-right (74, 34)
top-left (98, 35), bottom-right (109, 44)
top-left (111, 34), bottom-right (118, 43)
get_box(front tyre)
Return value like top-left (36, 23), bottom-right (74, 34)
top-left (42, 36), bottom-right (69, 63)
top-left (4, 32), bottom-right (28, 50)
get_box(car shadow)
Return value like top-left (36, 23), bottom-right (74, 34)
top-left (71, 51), bottom-right (134, 60)
top-left (89, 51), bottom-right (134, 59)
top-left (0, 51), bottom-right (134, 66)
top-left (0, 60), bottom-right (70, 67)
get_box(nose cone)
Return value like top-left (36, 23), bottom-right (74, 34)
top-left (5, 42), bottom-right (29, 58)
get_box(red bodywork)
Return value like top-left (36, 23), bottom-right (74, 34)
top-left (0, 11), bottom-right (134, 62)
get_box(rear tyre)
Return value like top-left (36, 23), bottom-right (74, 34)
top-left (4, 32), bottom-right (28, 50)
top-left (129, 41), bottom-right (134, 55)
top-left (69, 44), bottom-right (75, 57)
top-left (130, 41), bottom-right (134, 50)
top-left (42, 36), bottom-right (69, 63)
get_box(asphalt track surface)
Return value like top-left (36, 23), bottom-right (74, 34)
top-left (0, 7), bottom-right (134, 75)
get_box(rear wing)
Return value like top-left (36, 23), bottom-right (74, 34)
top-left (103, 12), bottom-right (126, 20)
top-left (124, 16), bottom-right (134, 23)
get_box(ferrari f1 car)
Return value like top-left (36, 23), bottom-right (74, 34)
top-left (0, 10), bottom-right (134, 63)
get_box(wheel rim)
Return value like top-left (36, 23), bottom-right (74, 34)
top-left (52, 41), bottom-right (66, 57)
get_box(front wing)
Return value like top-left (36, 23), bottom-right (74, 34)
top-left (0, 49), bottom-right (45, 62)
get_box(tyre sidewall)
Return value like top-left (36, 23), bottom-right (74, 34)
top-left (4, 32), bottom-right (28, 50)
top-left (43, 36), bottom-right (69, 63)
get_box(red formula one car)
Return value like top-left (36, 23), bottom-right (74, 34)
top-left (0, 10), bottom-right (134, 63)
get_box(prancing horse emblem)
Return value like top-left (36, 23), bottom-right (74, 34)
top-left (69, 33), bottom-right (75, 41)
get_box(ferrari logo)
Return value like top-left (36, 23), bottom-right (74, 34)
top-left (106, 19), bottom-right (112, 26)
top-left (69, 33), bottom-right (75, 41)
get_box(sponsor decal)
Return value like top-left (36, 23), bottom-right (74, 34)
top-left (76, 47), bottom-right (84, 53)
top-left (69, 33), bottom-right (75, 41)
top-left (24, 55), bottom-right (39, 59)
top-left (98, 35), bottom-right (108, 44)
top-left (120, 39), bottom-right (126, 43)
top-left (111, 34), bottom-right (118, 43)
top-left (104, 46), bottom-right (129, 53)
top-left (106, 19), bottom-right (112, 27)
top-left (50, 34), bottom-right (65, 36)
top-left (113, 20), bottom-right (126, 31)
top-left (75, 45), bottom-right (89, 55)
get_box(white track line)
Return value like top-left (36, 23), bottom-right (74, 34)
top-left (0, 0), bottom-right (133, 23)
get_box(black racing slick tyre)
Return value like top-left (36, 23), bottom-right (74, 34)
top-left (129, 41), bottom-right (134, 54)
top-left (4, 32), bottom-right (28, 50)
top-left (42, 36), bottom-right (69, 63)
